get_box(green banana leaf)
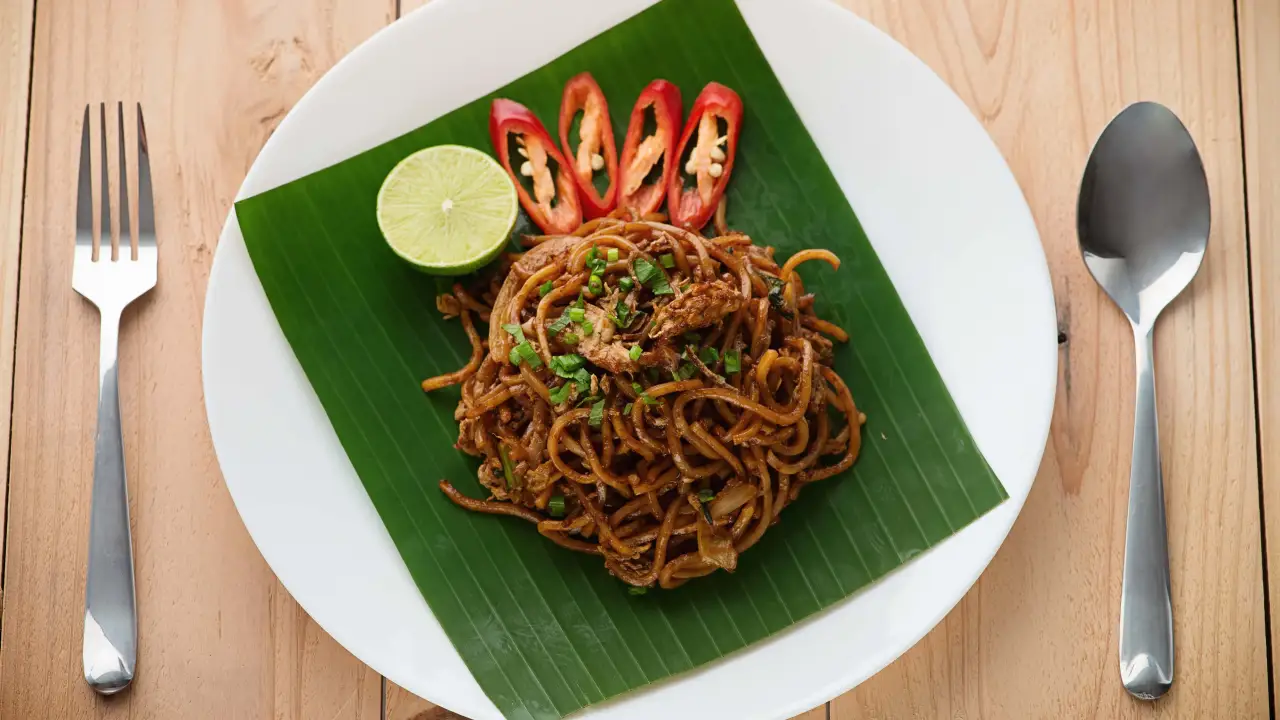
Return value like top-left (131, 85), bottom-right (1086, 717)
top-left (234, 0), bottom-right (1007, 717)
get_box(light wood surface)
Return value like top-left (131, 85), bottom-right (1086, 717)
top-left (0, 0), bottom-right (390, 717)
top-left (0, 0), bottom-right (1271, 719)
top-left (0, 0), bottom-right (35, 597)
top-left (831, 0), bottom-right (1268, 718)
top-left (1240, 0), bottom-right (1280, 705)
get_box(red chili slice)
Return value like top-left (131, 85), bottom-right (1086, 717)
top-left (489, 98), bottom-right (582, 235)
top-left (617, 79), bottom-right (683, 218)
top-left (668, 82), bottom-right (743, 230)
top-left (558, 72), bottom-right (618, 219)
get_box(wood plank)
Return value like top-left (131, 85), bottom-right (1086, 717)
top-left (0, 0), bottom-right (392, 717)
top-left (831, 0), bottom-right (1266, 717)
top-left (1239, 0), bottom-right (1280, 710)
top-left (0, 0), bottom-right (36, 607)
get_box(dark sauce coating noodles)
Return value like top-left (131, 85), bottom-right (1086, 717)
top-left (423, 207), bottom-right (865, 590)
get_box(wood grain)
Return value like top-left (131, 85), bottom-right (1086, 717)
top-left (1240, 0), bottom-right (1280, 710)
top-left (830, 0), bottom-right (1267, 718)
top-left (0, 0), bottom-right (35, 608)
top-left (0, 0), bottom-right (392, 717)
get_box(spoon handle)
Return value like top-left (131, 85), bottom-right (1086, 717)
top-left (1119, 324), bottom-right (1174, 700)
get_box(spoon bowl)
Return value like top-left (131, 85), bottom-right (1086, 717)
top-left (1076, 100), bottom-right (1210, 701)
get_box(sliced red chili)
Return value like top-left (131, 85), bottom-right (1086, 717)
top-left (558, 72), bottom-right (618, 219)
top-left (617, 79), bottom-right (683, 218)
top-left (489, 98), bottom-right (582, 235)
top-left (668, 82), bottom-right (743, 230)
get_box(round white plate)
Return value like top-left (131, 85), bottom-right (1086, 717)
top-left (202, 0), bottom-right (1056, 717)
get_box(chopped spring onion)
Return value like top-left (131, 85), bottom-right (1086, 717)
top-left (607, 248), bottom-right (619, 263)
top-left (697, 488), bottom-right (715, 504)
top-left (632, 258), bottom-right (674, 295)
top-left (502, 323), bottom-right (526, 342)
top-left (547, 494), bottom-right (566, 517)
top-left (588, 399), bottom-right (605, 428)
top-left (568, 307), bottom-right (586, 323)
top-left (632, 381), bottom-right (660, 406)
top-left (659, 253), bottom-right (675, 269)
top-left (613, 300), bottom-right (634, 328)
top-left (724, 349), bottom-right (741, 374)
top-left (674, 361), bottom-right (698, 381)
top-left (512, 341), bottom-right (542, 368)
top-left (581, 319), bottom-right (594, 336)
top-left (562, 332), bottom-right (579, 345)
top-left (699, 346), bottom-right (720, 365)
top-left (618, 276), bottom-right (635, 292)
top-left (499, 445), bottom-right (517, 489)
top-left (548, 314), bottom-right (574, 335)
top-left (548, 382), bottom-right (574, 405)
top-left (585, 247), bottom-right (607, 274)
top-left (629, 345), bottom-right (642, 361)
top-left (508, 346), bottom-right (521, 365)
top-left (623, 402), bottom-right (634, 414)
top-left (588, 274), bottom-right (603, 295)
top-left (539, 280), bottom-right (554, 297)
top-left (549, 354), bottom-right (586, 376)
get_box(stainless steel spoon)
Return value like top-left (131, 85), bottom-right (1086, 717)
top-left (1077, 101), bottom-right (1209, 700)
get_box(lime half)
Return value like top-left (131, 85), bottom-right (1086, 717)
top-left (376, 144), bottom-right (518, 274)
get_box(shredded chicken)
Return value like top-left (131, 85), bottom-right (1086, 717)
top-left (648, 279), bottom-right (744, 340)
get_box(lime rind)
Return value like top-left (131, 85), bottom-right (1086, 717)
top-left (376, 144), bottom-right (519, 275)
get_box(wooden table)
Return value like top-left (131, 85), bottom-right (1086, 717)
top-left (0, 0), bottom-right (1272, 717)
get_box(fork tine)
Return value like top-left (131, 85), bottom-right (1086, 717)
top-left (135, 104), bottom-right (155, 243)
top-left (98, 103), bottom-right (113, 260)
top-left (116, 103), bottom-right (132, 258)
top-left (76, 105), bottom-right (93, 239)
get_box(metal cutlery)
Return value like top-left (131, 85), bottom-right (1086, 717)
top-left (1077, 100), bottom-right (1210, 700)
top-left (74, 102), bottom-right (157, 695)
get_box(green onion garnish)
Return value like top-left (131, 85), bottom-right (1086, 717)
top-left (549, 354), bottom-right (586, 376)
top-left (499, 445), bottom-right (517, 489)
top-left (623, 402), bottom-right (634, 414)
top-left (581, 320), bottom-right (594, 336)
top-left (724, 350), bottom-right (741, 374)
top-left (562, 332), bottom-right (579, 345)
top-left (632, 258), bottom-right (674, 296)
top-left (632, 382), bottom-right (660, 406)
top-left (502, 323), bottom-right (526, 342)
top-left (548, 314), bottom-right (574, 335)
top-left (539, 281), bottom-right (554, 297)
top-left (588, 399), bottom-right (605, 428)
top-left (548, 495), bottom-right (566, 517)
top-left (588, 274), bottom-right (603, 295)
top-left (674, 361), bottom-right (698, 381)
top-left (568, 307), bottom-right (586, 323)
top-left (699, 346), bottom-right (720, 365)
top-left (659, 253), bottom-right (675, 269)
top-left (629, 345), bottom-right (642, 361)
top-left (512, 341), bottom-right (542, 368)
top-left (618, 276), bottom-right (635, 292)
top-left (607, 248), bottom-right (620, 263)
top-left (697, 489), bottom-right (715, 504)
top-left (613, 300), bottom-right (634, 328)
top-left (548, 382), bottom-right (573, 405)
top-left (585, 246), bottom-right (607, 274)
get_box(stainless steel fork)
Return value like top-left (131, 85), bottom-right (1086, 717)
top-left (74, 103), bottom-right (157, 695)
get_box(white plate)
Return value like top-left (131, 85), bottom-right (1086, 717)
top-left (202, 0), bottom-right (1057, 717)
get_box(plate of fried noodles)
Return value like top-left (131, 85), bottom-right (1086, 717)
top-left (203, 0), bottom-right (1057, 717)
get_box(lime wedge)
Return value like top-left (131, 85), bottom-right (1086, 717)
top-left (376, 144), bottom-right (518, 275)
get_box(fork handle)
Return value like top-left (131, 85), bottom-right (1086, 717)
top-left (83, 307), bottom-right (137, 695)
